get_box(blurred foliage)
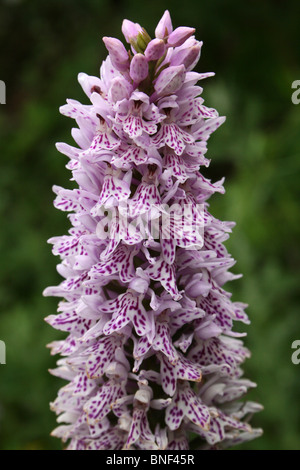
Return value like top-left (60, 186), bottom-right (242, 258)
top-left (0, 0), bottom-right (299, 450)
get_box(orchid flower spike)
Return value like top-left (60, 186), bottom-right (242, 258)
top-left (44, 10), bottom-right (262, 450)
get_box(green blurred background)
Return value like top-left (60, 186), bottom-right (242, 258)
top-left (0, 0), bottom-right (299, 450)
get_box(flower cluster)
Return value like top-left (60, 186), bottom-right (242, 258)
top-left (44, 11), bottom-right (262, 450)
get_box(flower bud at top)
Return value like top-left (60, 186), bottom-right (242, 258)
top-left (130, 53), bottom-right (149, 84)
top-left (155, 10), bottom-right (173, 39)
top-left (154, 64), bottom-right (185, 96)
top-left (122, 20), bottom-right (151, 53)
top-left (167, 26), bottom-right (195, 47)
top-left (122, 19), bottom-right (143, 43)
top-left (102, 36), bottom-right (129, 72)
top-left (170, 43), bottom-right (202, 70)
top-left (144, 38), bottom-right (166, 61)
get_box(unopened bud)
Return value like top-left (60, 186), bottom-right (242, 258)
top-left (144, 38), bottom-right (166, 61)
top-left (171, 43), bottom-right (202, 70)
top-left (155, 10), bottom-right (173, 39)
top-left (103, 37), bottom-right (129, 72)
top-left (122, 20), bottom-right (151, 53)
top-left (122, 19), bottom-right (143, 43)
top-left (167, 26), bottom-right (195, 47)
top-left (130, 53), bottom-right (149, 84)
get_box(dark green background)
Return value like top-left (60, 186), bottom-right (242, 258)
top-left (0, 0), bottom-right (299, 450)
